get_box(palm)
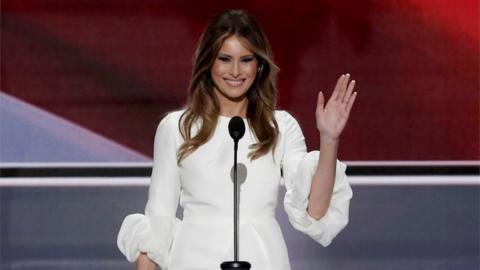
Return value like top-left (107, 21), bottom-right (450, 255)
top-left (316, 74), bottom-right (357, 140)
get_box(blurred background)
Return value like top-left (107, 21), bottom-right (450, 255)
top-left (1, 0), bottom-right (479, 269)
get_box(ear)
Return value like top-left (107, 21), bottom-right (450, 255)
top-left (257, 63), bottom-right (264, 73)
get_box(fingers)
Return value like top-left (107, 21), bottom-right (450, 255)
top-left (333, 73), bottom-right (354, 102)
top-left (317, 91), bottom-right (325, 111)
top-left (338, 73), bottom-right (352, 102)
top-left (332, 74), bottom-right (345, 101)
top-left (343, 79), bottom-right (356, 104)
top-left (329, 73), bottom-right (357, 108)
top-left (340, 73), bottom-right (350, 100)
top-left (346, 91), bottom-right (357, 114)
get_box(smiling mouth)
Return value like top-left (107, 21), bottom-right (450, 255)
top-left (224, 78), bottom-right (245, 87)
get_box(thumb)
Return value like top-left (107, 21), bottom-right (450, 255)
top-left (317, 91), bottom-right (325, 112)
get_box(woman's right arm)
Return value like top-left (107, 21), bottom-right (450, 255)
top-left (136, 252), bottom-right (157, 270)
top-left (117, 112), bottom-right (182, 267)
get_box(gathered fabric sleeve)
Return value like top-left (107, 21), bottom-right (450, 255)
top-left (279, 111), bottom-right (353, 247)
top-left (117, 112), bottom-right (181, 267)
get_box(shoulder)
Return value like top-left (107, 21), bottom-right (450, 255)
top-left (274, 110), bottom-right (297, 122)
top-left (274, 110), bottom-right (302, 133)
top-left (155, 109), bottom-right (186, 139)
top-left (159, 109), bottom-right (185, 128)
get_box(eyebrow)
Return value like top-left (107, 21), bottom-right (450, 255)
top-left (217, 53), bottom-right (255, 59)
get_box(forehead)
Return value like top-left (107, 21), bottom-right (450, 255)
top-left (218, 35), bottom-right (254, 56)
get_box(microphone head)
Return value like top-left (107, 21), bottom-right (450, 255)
top-left (228, 116), bottom-right (245, 141)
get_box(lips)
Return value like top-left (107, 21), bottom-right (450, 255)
top-left (224, 78), bottom-right (245, 87)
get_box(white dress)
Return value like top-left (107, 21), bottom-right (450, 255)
top-left (117, 110), bottom-right (353, 270)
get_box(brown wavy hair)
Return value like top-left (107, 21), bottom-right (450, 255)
top-left (177, 9), bottom-right (280, 164)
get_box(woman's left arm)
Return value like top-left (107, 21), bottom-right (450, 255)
top-left (307, 73), bottom-right (357, 220)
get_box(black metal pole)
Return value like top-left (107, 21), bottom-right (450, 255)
top-left (234, 140), bottom-right (238, 261)
top-left (221, 117), bottom-right (251, 270)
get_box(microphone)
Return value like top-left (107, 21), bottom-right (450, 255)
top-left (228, 116), bottom-right (246, 143)
top-left (221, 116), bottom-right (251, 270)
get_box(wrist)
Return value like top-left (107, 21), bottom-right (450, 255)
top-left (319, 135), bottom-right (340, 146)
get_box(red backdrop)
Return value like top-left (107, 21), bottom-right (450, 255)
top-left (2, 0), bottom-right (479, 160)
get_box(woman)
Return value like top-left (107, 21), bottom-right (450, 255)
top-left (118, 9), bottom-right (356, 270)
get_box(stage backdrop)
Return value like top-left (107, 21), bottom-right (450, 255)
top-left (2, 0), bottom-right (479, 162)
top-left (1, 2), bottom-right (479, 270)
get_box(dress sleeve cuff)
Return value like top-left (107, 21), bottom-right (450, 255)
top-left (283, 151), bottom-right (353, 247)
top-left (117, 213), bottom-right (179, 266)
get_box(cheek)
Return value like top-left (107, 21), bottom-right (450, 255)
top-left (211, 66), bottom-right (223, 88)
top-left (244, 63), bottom-right (258, 78)
top-left (211, 63), bottom-right (222, 78)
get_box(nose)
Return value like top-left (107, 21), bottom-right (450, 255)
top-left (230, 61), bottom-right (241, 77)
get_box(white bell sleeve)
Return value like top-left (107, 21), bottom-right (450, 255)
top-left (280, 111), bottom-right (353, 247)
top-left (117, 113), bottom-right (181, 266)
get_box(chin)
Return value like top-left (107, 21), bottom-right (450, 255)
top-left (223, 90), bottom-right (248, 101)
top-left (217, 86), bottom-right (247, 101)
top-left (218, 84), bottom-right (253, 100)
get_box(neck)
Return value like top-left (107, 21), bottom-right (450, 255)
top-left (215, 92), bottom-right (249, 118)
top-left (219, 102), bottom-right (248, 118)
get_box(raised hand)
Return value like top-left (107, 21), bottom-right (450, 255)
top-left (316, 73), bottom-right (357, 142)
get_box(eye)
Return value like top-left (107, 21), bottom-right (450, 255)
top-left (241, 57), bottom-right (255, 63)
top-left (218, 56), bottom-right (230, 62)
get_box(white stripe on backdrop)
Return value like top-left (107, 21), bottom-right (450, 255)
top-left (1, 161), bottom-right (478, 187)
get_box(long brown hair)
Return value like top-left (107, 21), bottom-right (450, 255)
top-left (178, 9), bottom-right (280, 164)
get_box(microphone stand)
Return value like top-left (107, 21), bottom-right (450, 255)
top-left (233, 137), bottom-right (240, 261)
top-left (221, 117), bottom-right (251, 270)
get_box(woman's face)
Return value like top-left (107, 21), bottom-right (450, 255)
top-left (211, 35), bottom-right (258, 103)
